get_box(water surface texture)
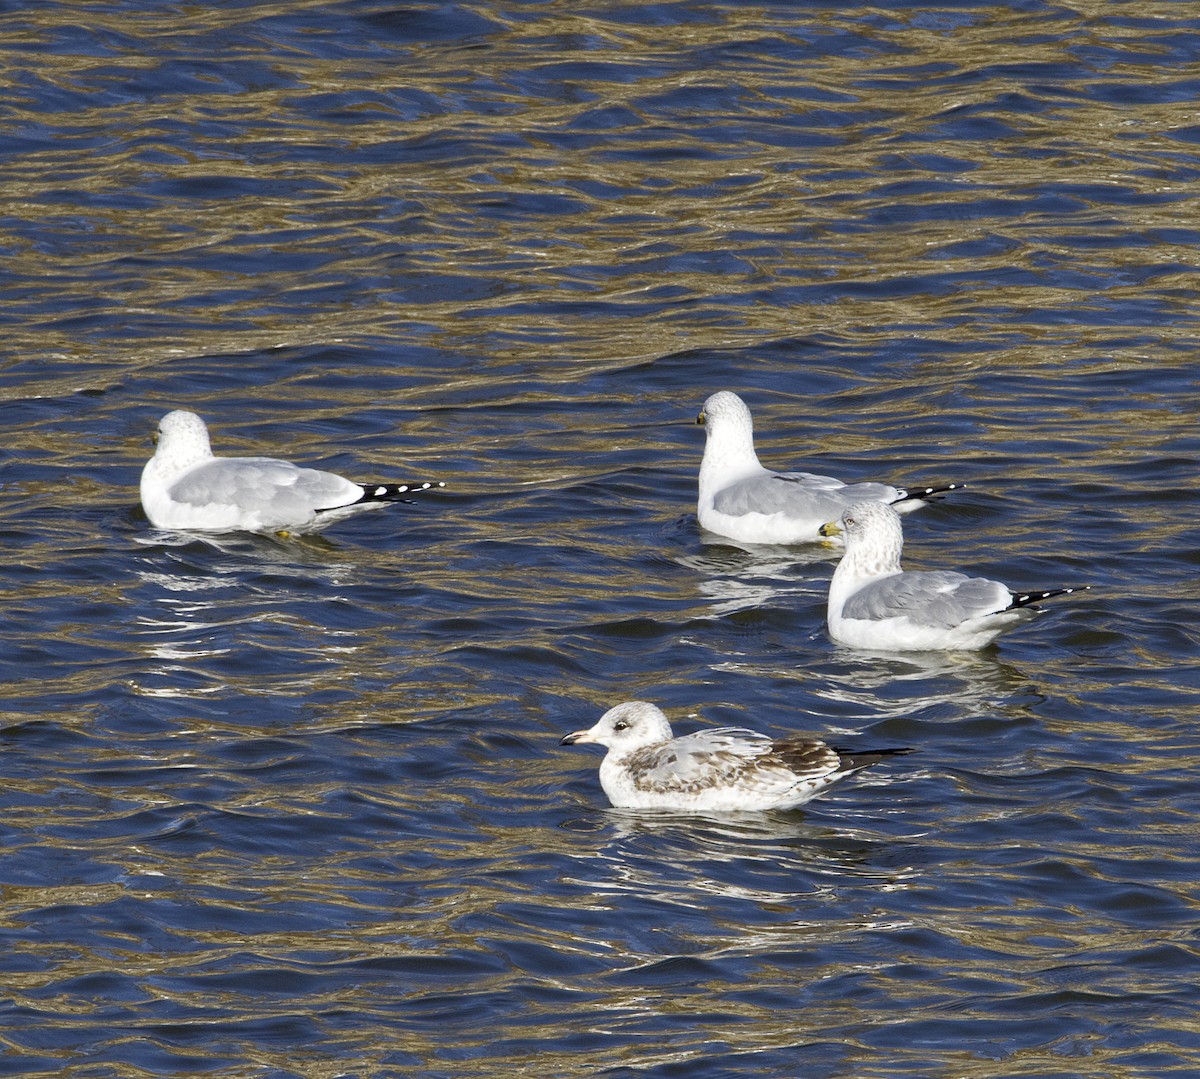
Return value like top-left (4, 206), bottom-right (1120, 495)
top-left (2, 1), bottom-right (1199, 1075)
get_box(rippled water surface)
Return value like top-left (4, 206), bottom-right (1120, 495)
top-left (2, 0), bottom-right (1199, 1075)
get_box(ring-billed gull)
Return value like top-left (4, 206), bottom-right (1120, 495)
top-left (697, 390), bottom-right (960, 544)
top-left (141, 410), bottom-right (445, 534)
top-left (820, 500), bottom-right (1087, 651)
top-left (561, 701), bottom-right (909, 812)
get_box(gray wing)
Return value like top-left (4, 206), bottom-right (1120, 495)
top-left (842, 570), bottom-right (1012, 627)
top-left (169, 456), bottom-right (360, 515)
top-left (713, 471), bottom-right (901, 519)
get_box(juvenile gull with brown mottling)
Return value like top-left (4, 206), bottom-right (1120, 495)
top-left (561, 701), bottom-right (908, 812)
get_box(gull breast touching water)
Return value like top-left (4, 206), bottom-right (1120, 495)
top-left (697, 390), bottom-right (959, 544)
top-left (561, 701), bottom-right (909, 812)
top-left (140, 410), bottom-right (445, 534)
top-left (821, 500), bottom-right (1088, 651)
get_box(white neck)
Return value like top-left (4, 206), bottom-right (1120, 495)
top-left (699, 423), bottom-right (765, 499)
top-left (828, 525), bottom-right (904, 612)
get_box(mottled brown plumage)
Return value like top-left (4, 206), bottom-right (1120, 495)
top-left (562, 701), bottom-right (909, 812)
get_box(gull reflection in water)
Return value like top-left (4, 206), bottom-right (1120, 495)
top-left (133, 526), bottom-right (348, 569)
top-left (815, 648), bottom-right (1036, 724)
top-left (563, 806), bottom-right (922, 912)
top-left (129, 530), bottom-right (370, 699)
top-left (678, 540), bottom-right (836, 618)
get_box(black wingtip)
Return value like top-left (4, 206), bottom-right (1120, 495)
top-left (355, 480), bottom-right (447, 506)
top-left (834, 746), bottom-right (914, 772)
top-left (1007, 584), bottom-right (1091, 611)
top-left (892, 482), bottom-right (964, 506)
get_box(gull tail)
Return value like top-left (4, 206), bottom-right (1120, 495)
top-left (891, 482), bottom-right (964, 508)
top-left (1006, 584), bottom-right (1090, 611)
top-left (353, 480), bottom-right (447, 506)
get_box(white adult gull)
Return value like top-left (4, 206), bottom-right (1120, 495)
top-left (141, 409), bottom-right (445, 534)
top-left (561, 700), bottom-right (909, 812)
top-left (697, 390), bottom-right (959, 544)
top-left (820, 500), bottom-right (1087, 651)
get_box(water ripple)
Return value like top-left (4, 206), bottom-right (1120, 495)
top-left (1, 0), bottom-right (1198, 1075)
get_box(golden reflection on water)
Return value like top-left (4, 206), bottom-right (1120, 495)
top-left (2, 0), bottom-right (1194, 383)
top-left (0, 1), bottom-right (1196, 1074)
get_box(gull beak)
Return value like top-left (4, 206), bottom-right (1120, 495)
top-left (818, 520), bottom-right (841, 538)
top-left (560, 729), bottom-right (593, 746)
top-left (696, 408), bottom-right (706, 426)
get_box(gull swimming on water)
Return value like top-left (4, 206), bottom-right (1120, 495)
top-left (820, 500), bottom-right (1087, 651)
top-left (140, 410), bottom-right (445, 534)
top-left (697, 390), bottom-right (959, 544)
top-left (561, 700), bottom-right (909, 812)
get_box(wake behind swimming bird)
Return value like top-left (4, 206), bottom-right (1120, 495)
top-left (697, 390), bottom-right (959, 544)
top-left (561, 701), bottom-right (909, 812)
top-left (141, 410), bottom-right (445, 534)
top-left (821, 500), bottom-right (1088, 651)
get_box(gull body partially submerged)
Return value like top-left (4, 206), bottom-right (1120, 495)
top-left (697, 390), bottom-right (957, 545)
top-left (141, 410), bottom-right (444, 534)
top-left (561, 700), bottom-right (908, 812)
top-left (821, 500), bottom-right (1087, 651)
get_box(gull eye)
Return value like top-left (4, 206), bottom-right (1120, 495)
top-left (613, 720), bottom-right (629, 732)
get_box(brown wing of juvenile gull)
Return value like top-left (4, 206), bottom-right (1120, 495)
top-left (618, 728), bottom-right (908, 810)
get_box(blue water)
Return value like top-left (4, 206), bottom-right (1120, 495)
top-left (2, 1), bottom-right (1199, 1075)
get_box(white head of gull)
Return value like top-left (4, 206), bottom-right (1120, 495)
top-left (561, 700), bottom-right (908, 813)
top-left (140, 409), bottom-right (445, 535)
top-left (820, 500), bottom-right (1088, 652)
top-left (696, 389), bottom-right (959, 545)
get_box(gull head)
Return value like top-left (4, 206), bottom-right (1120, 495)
top-left (696, 392), bottom-right (761, 487)
top-left (697, 390), bottom-right (753, 433)
top-left (153, 410), bottom-right (214, 470)
top-left (560, 701), bottom-right (674, 752)
top-left (835, 500), bottom-right (905, 574)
